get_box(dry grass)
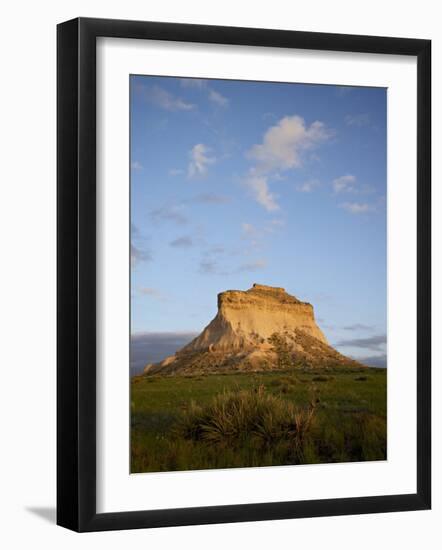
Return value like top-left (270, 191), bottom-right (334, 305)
top-left (175, 386), bottom-right (316, 460)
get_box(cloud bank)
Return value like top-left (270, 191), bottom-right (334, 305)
top-left (130, 332), bottom-right (198, 374)
top-left (336, 334), bottom-right (386, 352)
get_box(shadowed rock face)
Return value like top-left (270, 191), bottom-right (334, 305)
top-left (144, 284), bottom-right (365, 375)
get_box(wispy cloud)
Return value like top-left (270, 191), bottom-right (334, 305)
top-left (335, 86), bottom-right (353, 97)
top-left (333, 174), bottom-right (377, 202)
top-left (342, 323), bottom-right (375, 331)
top-left (340, 202), bottom-right (373, 214)
top-left (131, 224), bottom-right (152, 267)
top-left (169, 236), bottom-right (194, 248)
top-left (207, 245), bottom-right (225, 254)
top-left (198, 254), bottom-right (267, 276)
top-left (199, 259), bottom-right (220, 275)
top-left (131, 160), bottom-right (143, 171)
top-left (208, 89), bottom-right (228, 107)
top-left (240, 219), bottom-right (284, 249)
top-left (131, 243), bottom-right (152, 267)
top-left (191, 192), bottom-right (231, 204)
top-left (244, 115), bottom-right (332, 210)
top-left (268, 219), bottom-right (285, 228)
top-left (345, 113), bottom-right (371, 127)
top-left (242, 222), bottom-right (258, 237)
top-left (296, 179), bottom-right (320, 193)
top-left (336, 334), bottom-right (386, 351)
top-left (131, 222), bottom-right (141, 239)
top-left (168, 168), bottom-right (184, 176)
top-left (240, 222), bottom-right (262, 250)
top-left (237, 259), bottom-right (267, 272)
top-left (179, 78), bottom-right (207, 89)
top-left (150, 205), bottom-right (188, 225)
top-left (188, 144), bottom-right (215, 178)
top-left (197, 243), bottom-right (229, 275)
top-left (333, 174), bottom-right (357, 193)
top-left (262, 112), bottom-right (277, 122)
top-left (145, 85), bottom-right (195, 111)
top-left (180, 78), bottom-right (229, 108)
top-left (138, 287), bottom-right (169, 301)
top-left (150, 193), bottom-right (229, 230)
top-left (357, 354), bottom-right (387, 368)
top-left (244, 172), bottom-right (279, 211)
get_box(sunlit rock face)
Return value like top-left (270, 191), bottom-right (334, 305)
top-left (183, 284), bottom-right (328, 352)
top-left (144, 284), bottom-right (365, 375)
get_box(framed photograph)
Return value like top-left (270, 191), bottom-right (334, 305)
top-left (57, 17), bottom-right (431, 532)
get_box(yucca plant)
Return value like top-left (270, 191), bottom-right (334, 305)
top-left (175, 386), bottom-right (316, 460)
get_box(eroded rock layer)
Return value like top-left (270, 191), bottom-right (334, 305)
top-left (144, 284), bottom-right (365, 375)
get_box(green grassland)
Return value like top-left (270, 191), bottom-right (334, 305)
top-left (131, 367), bottom-right (387, 473)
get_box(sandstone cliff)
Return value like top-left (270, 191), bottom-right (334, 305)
top-left (144, 284), bottom-right (365, 375)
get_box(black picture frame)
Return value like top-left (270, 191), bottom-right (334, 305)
top-left (57, 17), bottom-right (431, 532)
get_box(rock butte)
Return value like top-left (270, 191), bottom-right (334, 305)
top-left (144, 284), bottom-right (366, 375)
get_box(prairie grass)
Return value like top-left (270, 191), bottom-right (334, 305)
top-left (176, 386), bottom-right (315, 453)
top-left (131, 367), bottom-right (386, 472)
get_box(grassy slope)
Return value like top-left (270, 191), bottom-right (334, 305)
top-left (131, 367), bottom-right (387, 473)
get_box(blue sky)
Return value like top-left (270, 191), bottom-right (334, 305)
top-left (130, 75), bottom-right (387, 368)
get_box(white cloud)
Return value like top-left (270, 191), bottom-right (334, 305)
top-left (131, 160), bottom-right (143, 170)
top-left (244, 115), bottom-right (331, 210)
top-left (296, 179), bottom-right (320, 193)
top-left (333, 174), bottom-right (357, 193)
top-left (340, 202), bottom-right (373, 214)
top-left (208, 89), bottom-right (228, 107)
top-left (146, 85), bottom-right (195, 111)
top-left (180, 78), bottom-right (229, 107)
top-left (248, 115), bottom-right (331, 173)
top-left (188, 144), bottom-right (215, 178)
top-left (243, 171), bottom-right (279, 211)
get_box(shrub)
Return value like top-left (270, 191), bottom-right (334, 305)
top-left (268, 333), bottom-right (293, 369)
top-left (269, 376), bottom-right (297, 392)
top-left (175, 386), bottom-right (316, 459)
top-left (312, 375), bottom-right (329, 382)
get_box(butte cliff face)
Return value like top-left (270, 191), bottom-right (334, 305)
top-left (144, 284), bottom-right (365, 375)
